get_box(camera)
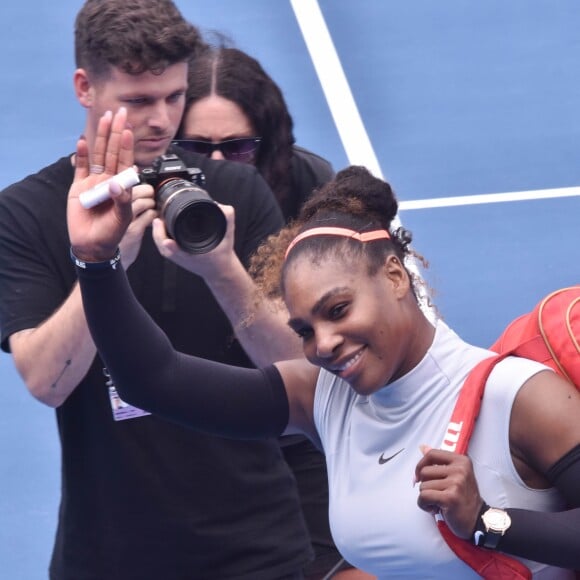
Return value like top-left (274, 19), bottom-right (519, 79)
top-left (140, 153), bottom-right (226, 254)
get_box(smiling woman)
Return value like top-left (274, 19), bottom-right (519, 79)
top-left (68, 116), bottom-right (580, 578)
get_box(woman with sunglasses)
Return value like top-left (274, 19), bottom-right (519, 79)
top-left (68, 118), bottom-right (580, 578)
top-left (173, 45), bottom-right (334, 221)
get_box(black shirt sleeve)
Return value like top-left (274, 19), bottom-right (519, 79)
top-left (0, 158), bottom-right (76, 351)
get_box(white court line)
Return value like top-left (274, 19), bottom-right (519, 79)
top-left (290, 0), bottom-right (383, 180)
top-left (399, 186), bottom-right (580, 211)
top-left (290, 0), bottom-right (580, 215)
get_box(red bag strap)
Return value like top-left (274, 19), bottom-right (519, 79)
top-left (437, 352), bottom-right (532, 579)
top-left (437, 518), bottom-right (531, 579)
top-left (441, 353), bottom-right (509, 455)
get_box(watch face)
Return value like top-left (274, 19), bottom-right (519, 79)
top-left (483, 508), bottom-right (511, 532)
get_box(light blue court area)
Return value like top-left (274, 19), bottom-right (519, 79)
top-left (1, 1), bottom-right (579, 577)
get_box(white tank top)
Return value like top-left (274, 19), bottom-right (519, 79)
top-left (314, 321), bottom-right (571, 579)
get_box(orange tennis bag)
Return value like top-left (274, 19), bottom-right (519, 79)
top-left (439, 286), bottom-right (580, 579)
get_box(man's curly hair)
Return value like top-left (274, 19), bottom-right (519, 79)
top-left (75, 0), bottom-right (205, 79)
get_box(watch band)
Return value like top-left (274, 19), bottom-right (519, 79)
top-left (472, 502), bottom-right (491, 547)
top-left (472, 502), bottom-right (512, 549)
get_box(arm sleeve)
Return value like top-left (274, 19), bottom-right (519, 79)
top-left (77, 262), bottom-right (289, 439)
top-left (499, 444), bottom-right (580, 569)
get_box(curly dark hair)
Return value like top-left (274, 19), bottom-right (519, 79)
top-left (250, 166), bottom-right (427, 302)
top-left (75, 0), bottom-right (205, 78)
top-left (178, 45), bottom-right (296, 207)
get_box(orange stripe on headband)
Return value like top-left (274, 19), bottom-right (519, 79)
top-left (284, 226), bottom-right (391, 260)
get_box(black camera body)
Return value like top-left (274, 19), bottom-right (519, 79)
top-left (140, 153), bottom-right (226, 254)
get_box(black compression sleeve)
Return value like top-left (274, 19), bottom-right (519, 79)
top-left (546, 443), bottom-right (580, 506)
top-left (76, 263), bottom-right (289, 439)
top-left (498, 444), bottom-right (580, 569)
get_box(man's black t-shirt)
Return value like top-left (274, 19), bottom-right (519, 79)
top-left (0, 151), bottom-right (312, 580)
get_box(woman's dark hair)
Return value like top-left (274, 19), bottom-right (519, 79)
top-left (250, 165), bottom-right (426, 301)
top-left (179, 45), bottom-right (296, 207)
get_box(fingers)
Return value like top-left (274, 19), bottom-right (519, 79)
top-left (74, 136), bottom-right (91, 183)
top-left (84, 107), bottom-right (134, 178)
top-left (215, 204), bottom-right (235, 244)
top-left (130, 192), bottom-right (156, 231)
top-left (415, 448), bottom-right (462, 508)
top-left (104, 107), bottom-right (133, 174)
top-left (152, 217), bottom-right (183, 261)
top-left (218, 203), bottom-right (234, 220)
top-left (414, 446), bottom-right (449, 485)
top-left (152, 217), bottom-right (172, 250)
top-left (103, 108), bottom-right (128, 175)
top-left (91, 110), bottom-right (113, 174)
top-left (131, 183), bottom-right (155, 204)
top-left (117, 119), bottom-right (135, 173)
top-left (416, 448), bottom-right (470, 486)
top-left (414, 447), bottom-right (482, 537)
top-left (416, 461), bottom-right (456, 518)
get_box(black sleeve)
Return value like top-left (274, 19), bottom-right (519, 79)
top-left (0, 159), bottom-right (75, 352)
top-left (499, 444), bottom-right (580, 569)
top-left (77, 263), bottom-right (289, 439)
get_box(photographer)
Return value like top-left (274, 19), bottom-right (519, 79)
top-left (0, 1), bottom-right (314, 579)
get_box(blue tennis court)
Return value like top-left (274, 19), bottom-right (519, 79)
top-left (1, 1), bottom-right (579, 577)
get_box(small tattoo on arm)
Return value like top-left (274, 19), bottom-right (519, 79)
top-left (51, 359), bottom-right (71, 389)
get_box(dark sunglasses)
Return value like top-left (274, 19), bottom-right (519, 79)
top-left (171, 137), bottom-right (262, 162)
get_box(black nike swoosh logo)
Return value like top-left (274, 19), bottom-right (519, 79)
top-left (378, 448), bottom-right (405, 465)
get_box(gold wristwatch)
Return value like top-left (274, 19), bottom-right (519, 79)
top-left (473, 505), bottom-right (512, 549)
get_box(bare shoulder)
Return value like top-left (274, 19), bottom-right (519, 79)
top-left (511, 369), bottom-right (580, 473)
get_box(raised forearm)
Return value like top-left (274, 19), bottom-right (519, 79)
top-left (10, 282), bottom-right (97, 407)
top-left (203, 256), bottom-right (303, 366)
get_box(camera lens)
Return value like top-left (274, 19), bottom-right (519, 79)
top-left (156, 179), bottom-right (226, 254)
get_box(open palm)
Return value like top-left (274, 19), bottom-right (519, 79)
top-left (67, 108), bottom-right (135, 262)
